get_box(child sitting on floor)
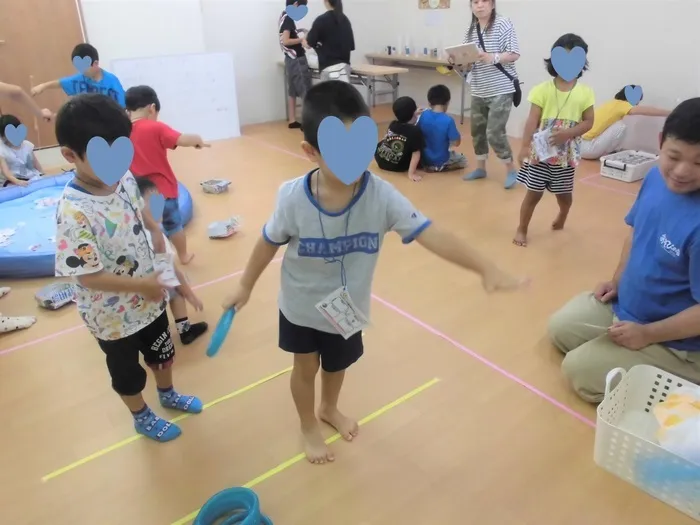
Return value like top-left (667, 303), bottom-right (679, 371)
top-left (514, 33), bottom-right (595, 247)
top-left (126, 85), bottom-right (209, 265)
top-left (135, 176), bottom-right (208, 345)
top-left (417, 84), bottom-right (467, 173)
top-left (374, 96), bottom-right (424, 181)
top-left (0, 115), bottom-right (44, 187)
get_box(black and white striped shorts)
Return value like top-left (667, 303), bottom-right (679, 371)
top-left (517, 162), bottom-right (575, 194)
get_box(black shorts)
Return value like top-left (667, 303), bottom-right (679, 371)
top-left (97, 310), bottom-right (175, 396)
top-left (278, 310), bottom-right (363, 373)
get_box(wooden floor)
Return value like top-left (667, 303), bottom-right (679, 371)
top-left (0, 105), bottom-right (693, 525)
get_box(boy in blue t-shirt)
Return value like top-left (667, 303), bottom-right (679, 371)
top-left (418, 84), bottom-right (467, 172)
top-left (222, 80), bottom-right (525, 465)
top-left (549, 97), bottom-right (700, 403)
top-left (32, 43), bottom-right (125, 107)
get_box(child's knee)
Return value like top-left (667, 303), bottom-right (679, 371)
top-left (107, 358), bottom-right (148, 396)
top-left (293, 353), bottom-right (320, 380)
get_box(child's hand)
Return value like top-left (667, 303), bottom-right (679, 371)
top-left (40, 108), bottom-right (53, 122)
top-left (139, 272), bottom-right (167, 302)
top-left (193, 138), bottom-right (210, 149)
top-left (548, 129), bottom-right (569, 146)
top-left (15, 180), bottom-right (29, 187)
top-left (222, 284), bottom-right (251, 311)
top-left (481, 266), bottom-right (529, 293)
top-left (517, 147), bottom-right (530, 166)
top-left (31, 86), bottom-right (43, 97)
top-left (408, 171), bottom-right (422, 182)
top-left (180, 286), bottom-right (204, 311)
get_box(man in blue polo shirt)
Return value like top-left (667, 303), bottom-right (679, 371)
top-left (548, 98), bottom-right (700, 403)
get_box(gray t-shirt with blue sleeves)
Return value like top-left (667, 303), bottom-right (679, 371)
top-left (263, 170), bottom-right (431, 333)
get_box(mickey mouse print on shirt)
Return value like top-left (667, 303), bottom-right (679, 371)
top-left (55, 172), bottom-right (164, 341)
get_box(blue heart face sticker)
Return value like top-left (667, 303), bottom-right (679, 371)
top-left (318, 116), bottom-right (378, 185)
top-left (72, 56), bottom-right (94, 74)
top-left (624, 85), bottom-right (643, 106)
top-left (86, 136), bottom-right (134, 186)
top-left (149, 193), bottom-right (165, 221)
top-left (4, 124), bottom-right (27, 147)
top-left (550, 46), bottom-right (587, 82)
top-left (285, 4), bottom-right (308, 21)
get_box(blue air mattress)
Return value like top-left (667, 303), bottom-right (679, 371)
top-left (0, 172), bottom-right (194, 279)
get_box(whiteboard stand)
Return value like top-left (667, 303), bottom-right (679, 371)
top-left (112, 52), bottom-right (241, 142)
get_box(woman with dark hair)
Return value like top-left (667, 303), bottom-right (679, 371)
top-left (459, 0), bottom-right (521, 189)
top-left (580, 86), bottom-right (671, 160)
top-left (304, 0), bottom-right (355, 83)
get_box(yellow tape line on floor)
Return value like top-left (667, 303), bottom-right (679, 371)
top-left (41, 367), bottom-right (293, 483)
top-left (171, 377), bottom-right (441, 525)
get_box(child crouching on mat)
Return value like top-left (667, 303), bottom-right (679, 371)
top-left (135, 176), bottom-right (208, 345)
top-left (514, 33), bottom-right (595, 247)
top-left (54, 93), bottom-right (203, 442)
top-left (0, 115), bottom-right (45, 187)
top-left (223, 80), bottom-right (527, 465)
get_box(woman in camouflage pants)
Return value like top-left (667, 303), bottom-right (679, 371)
top-left (461, 0), bottom-right (521, 189)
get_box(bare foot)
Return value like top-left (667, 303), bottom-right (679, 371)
top-left (552, 214), bottom-right (567, 230)
top-left (179, 253), bottom-right (195, 265)
top-left (301, 422), bottom-right (334, 464)
top-left (319, 406), bottom-right (359, 441)
top-left (513, 230), bottom-right (527, 247)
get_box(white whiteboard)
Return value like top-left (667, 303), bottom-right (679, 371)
top-left (111, 52), bottom-right (240, 142)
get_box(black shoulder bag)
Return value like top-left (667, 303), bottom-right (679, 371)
top-left (476, 23), bottom-right (522, 107)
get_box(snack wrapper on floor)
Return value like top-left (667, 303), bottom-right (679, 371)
top-left (653, 387), bottom-right (700, 465)
top-left (208, 216), bottom-right (242, 239)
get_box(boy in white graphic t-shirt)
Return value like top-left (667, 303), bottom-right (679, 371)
top-left (223, 80), bottom-right (528, 465)
top-left (54, 93), bottom-right (204, 443)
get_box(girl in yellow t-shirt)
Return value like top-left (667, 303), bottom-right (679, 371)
top-left (580, 86), bottom-right (671, 159)
top-left (513, 33), bottom-right (595, 248)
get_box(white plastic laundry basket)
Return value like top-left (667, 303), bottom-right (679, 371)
top-left (595, 365), bottom-right (700, 521)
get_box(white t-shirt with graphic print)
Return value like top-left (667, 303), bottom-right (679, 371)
top-left (263, 170), bottom-right (431, 334)
top-left (0, 140), bottom-right (41, 184)
top-left (55, 172), bottom-right (166, 341)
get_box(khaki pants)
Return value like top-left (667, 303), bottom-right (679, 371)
top-left (548, 292), bottom-right (700, 403)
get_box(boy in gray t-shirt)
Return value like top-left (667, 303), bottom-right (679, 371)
top-left (223, 81), bottom-right (526, 465)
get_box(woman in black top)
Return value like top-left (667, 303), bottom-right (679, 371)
top-left (304, 0), bottom-right (355, 82)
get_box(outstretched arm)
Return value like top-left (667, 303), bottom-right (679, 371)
top-left (0, 82), bottom-right (52, 121)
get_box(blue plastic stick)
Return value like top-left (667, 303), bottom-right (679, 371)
top-left (206, 308), bottom-right (235, 357)
top-left (193, 487), bottom-right (272, 525)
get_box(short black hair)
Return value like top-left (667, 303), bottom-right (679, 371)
top-left (71, 43), bottom-right (99, 63)
top-left (0, 114), bottom-right (21, 139)
top-left (614, 85), bottom-right (643, 103)
top-left (125, 85), bottom-right (161, 112)
top-left (427, 85), bottom-right (451, 106)
top-left (392, 97), bottom-right (417, 123)
top-left (302, 81), bottom-right (370, 151)
top-left (661, 98), bottom-right (700, 146)
top-left (55, 93), bottom-right (132, 159)
top-left (286, 0), bottom-right (307, 5)
top-left (135, 175), bottom-right (157, 197)
top-left (544, 33), bottom-right (589, 78)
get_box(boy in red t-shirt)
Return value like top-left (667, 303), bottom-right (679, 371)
top-left (126, 85), bottom-right (209, 264)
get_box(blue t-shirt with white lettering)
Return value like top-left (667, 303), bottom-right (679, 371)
top-left (613, 167), bottom-right (700, 351)
top-left (417, 110), bottom-right (461, 167)
top-left (59, 70), bottom-right (126, 107)
top-left (263, 170), bottom-right (431, 333)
